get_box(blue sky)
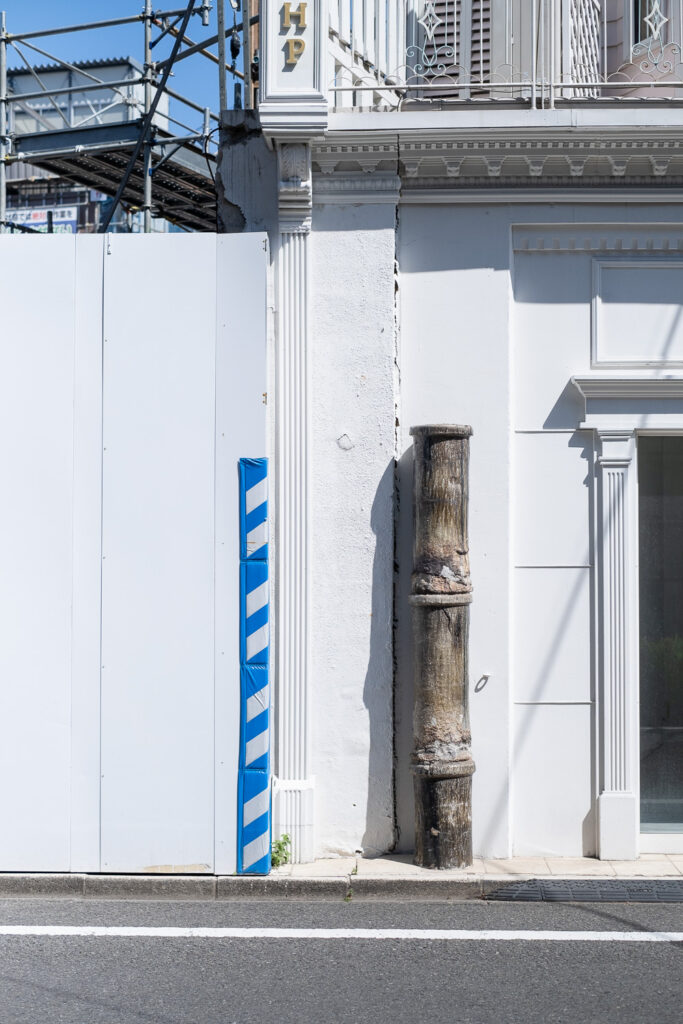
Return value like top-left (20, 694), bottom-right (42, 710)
top-left (2, 2), bottom-right (237, 122)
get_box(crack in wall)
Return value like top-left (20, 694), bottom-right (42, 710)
top-left (390, 138), bottom-right (401, 853)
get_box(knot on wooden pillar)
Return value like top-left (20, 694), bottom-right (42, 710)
top-left (410, 425), bottom-right (473, 596)
top-left (411, 752), bottom-right (475, 779)
top-left (410, 424), bottom-right (475, 869)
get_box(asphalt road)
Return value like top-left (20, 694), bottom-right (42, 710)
top-left (0, 897), bottom-right (680, 1024)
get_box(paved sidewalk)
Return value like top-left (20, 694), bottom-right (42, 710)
top-left (280, 851), bottom-right (683, 881)
top-left (0, 853), bottom-right (680, 901)
top-left (270, 852), bottom-right (683, 896)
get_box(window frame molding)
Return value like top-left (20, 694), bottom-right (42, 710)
top-left (573, 374), bottom-right (683, 857)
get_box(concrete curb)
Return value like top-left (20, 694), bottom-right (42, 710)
top-left (347, 877), bottom-right (484, 900)
top-left (0, 874), bottom-right (354, 900)
top-left (0, 872), bottom-right (676, 900)
top-left (0, 873), bottom-right (498, 900)
top-left (84, 875), bottom-right (218, 899)
top-left (217, 876), bottom-right (351, 900)
top-left (0, 875), bottom-right (85, 898)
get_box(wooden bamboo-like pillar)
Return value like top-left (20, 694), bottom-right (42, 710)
top-left (410, 425), bottom-right (475, 869)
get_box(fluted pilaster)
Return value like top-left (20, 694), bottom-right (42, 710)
top-left (272, 143), bottom-right (314, 863)
top-left (596, 430), bottom-right (638, 860)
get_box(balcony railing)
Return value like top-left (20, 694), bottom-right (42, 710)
top-left (328, 1), bottom-right (683, 109)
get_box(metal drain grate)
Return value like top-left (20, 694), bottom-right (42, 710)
top-left (485, 879), bottom-right (683, 903)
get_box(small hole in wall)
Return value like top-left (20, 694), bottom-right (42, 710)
top-left (337, 433), bottom-right (354, 451)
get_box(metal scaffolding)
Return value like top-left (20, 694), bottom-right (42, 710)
top-left (0, 1), bottom-right (258, 233)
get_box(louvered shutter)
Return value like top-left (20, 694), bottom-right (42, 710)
top-left (422, 0), bottom-right (491, 93)
top-left (470, 0), bottom-right (492, 86)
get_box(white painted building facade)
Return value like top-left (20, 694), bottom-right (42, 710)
top-left (219, 0), bottom-right (683, 863)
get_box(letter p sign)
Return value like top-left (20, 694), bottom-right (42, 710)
top-left (285, 37), bottom-right (306, 65)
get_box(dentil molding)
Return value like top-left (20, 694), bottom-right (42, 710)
top-left (311, 129), bottom-right (683, 190)
top-left (513, 223), bottom-right (683, 254)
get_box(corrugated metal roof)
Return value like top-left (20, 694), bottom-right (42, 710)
top-left (7, 56), bottom-right (143, 76)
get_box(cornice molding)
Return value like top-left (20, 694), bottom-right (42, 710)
top-left (399, 189), bottom-right (683, 205)
top-left (572, 376), bottom-right (683, 400)
top-left (571, 375), bottom-right (683, 433)
top-left (312, 128), bottom-right (683, 189)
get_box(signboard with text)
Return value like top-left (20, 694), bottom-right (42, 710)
top-left (259, 0), bottom-right (328, 137)
top-left (6, 207), bottom-right (78, 234)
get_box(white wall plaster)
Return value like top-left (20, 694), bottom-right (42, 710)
top-left (397, 204), bottom-right (514, 858)
top-left (309, 201), bottom-right (397, 857)
top-left (308, 196), bottom-right (683, 859)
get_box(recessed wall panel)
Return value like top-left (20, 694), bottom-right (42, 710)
top-left (513, 253), bottom-right (591, 431)
top-left (513, 567), bottom-right (592, 704)
top-left (594, 261), bottom-right (683, 367)
top-left (513, 704), bottom-right (594, 857)
top-left (514, 432), bottom-right (592, 568)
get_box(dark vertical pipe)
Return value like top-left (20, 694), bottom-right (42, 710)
top-left (410, 424), bottom-right (475, 869)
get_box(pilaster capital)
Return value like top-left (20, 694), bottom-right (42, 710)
top-left (596, 429), bottom-right (636, 467)
top-left (278, 142), bottom-right (312, 234)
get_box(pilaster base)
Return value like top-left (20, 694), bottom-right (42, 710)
top-left (272, 777), bottom-right (315, 864)
top-left (598, 792), bottom-right (638, 860)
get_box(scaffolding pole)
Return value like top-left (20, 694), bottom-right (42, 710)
top-left (243, 0), bottom-right (252, 109)
top-left (217, 0), bottom-right (227, 112)
top-left (143, 0), bottom-right (153, 232)
top-left (0, 11), bottom-right (7, 233)
top-left (99, 0), bottom-right (197, 233)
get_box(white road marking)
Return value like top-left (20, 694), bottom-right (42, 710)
top-left (0, 927), bottom-right (679, 942)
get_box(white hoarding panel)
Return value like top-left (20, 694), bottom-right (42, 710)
top-left (70, 236), bottom-right (105, 871)
top-left (100, 234), bottom-right (218, 872)
top-left (0, 237), bottom-right (75, 869)
top-left (0, 232), bottom-right (267, 874)
top-left (214, 234), bottom-right (268, 875)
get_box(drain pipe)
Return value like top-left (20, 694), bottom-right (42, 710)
top-left (410, 425), bottom-right (475, 868)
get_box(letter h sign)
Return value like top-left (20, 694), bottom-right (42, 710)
top-left (282, 2), bottom-right (307, 65)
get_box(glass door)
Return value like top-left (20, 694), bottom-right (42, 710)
top-left (638, 435), bottom-right (683, 833)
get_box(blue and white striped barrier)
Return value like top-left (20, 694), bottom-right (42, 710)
top-left (241, 665), bottom-right (269, 770)
top-left (240, 458), bottom-right (268, 562)
top-left (237, 458), bottom-right (271, 874)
